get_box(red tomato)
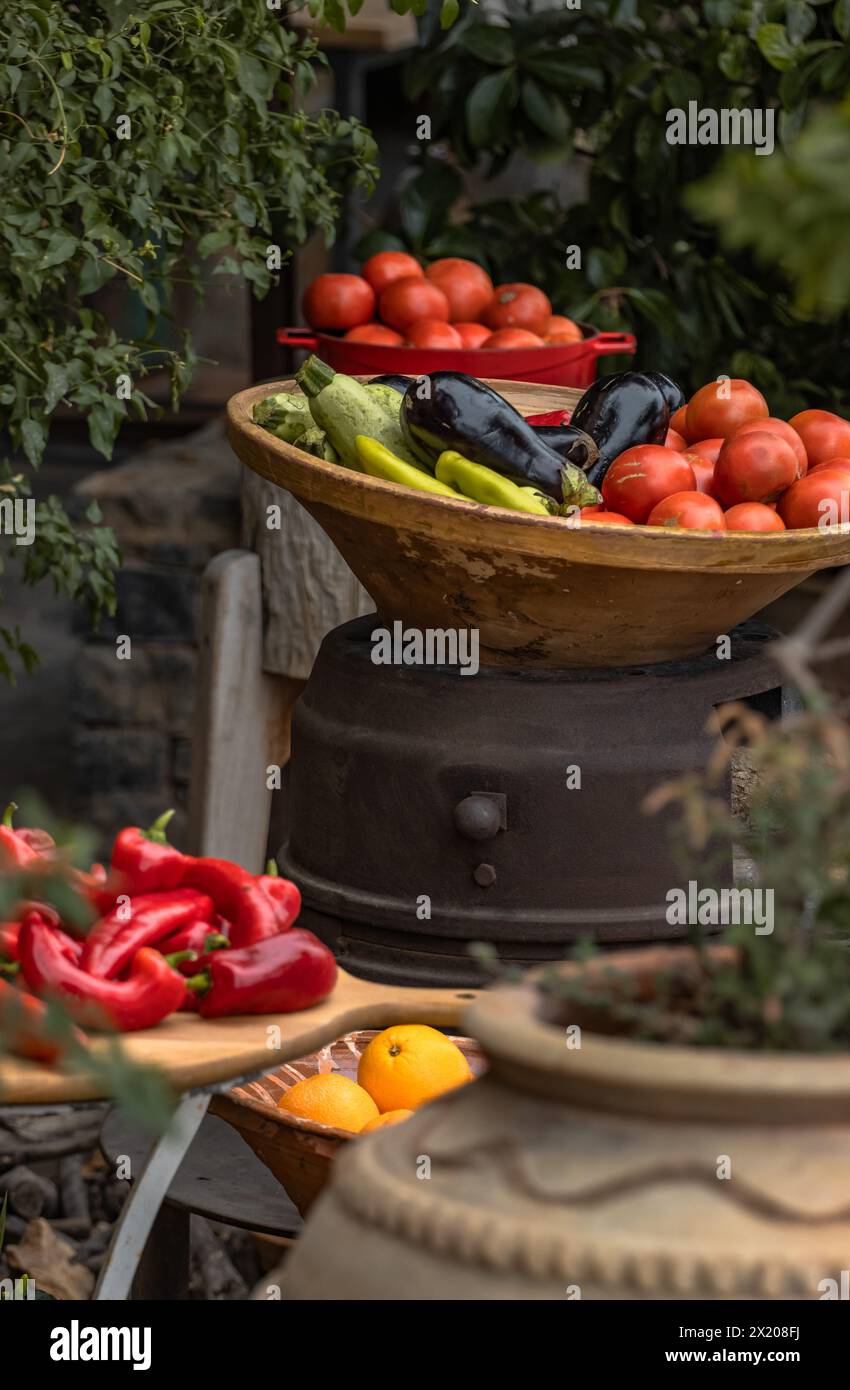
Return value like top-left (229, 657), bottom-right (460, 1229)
top-left (485, 283), bottom-right (552, 335)
top-left (647, 492), bottom-right (726, 531)
top-left (453, 322), bottom-right (491, 349)
top-left (730, 417), bottom-right (807, 473)
top-left (670, 404), bottom-right (690, 439)
top-left (778, 468), bottom-right (850, 530)
top-left (723, 503), bottom-right (786, 533)
top-left (601, 446), bottom-right (696, 524)
top-left (424, 259), bottom-right (493, 322)
top-left (685, 379), bottom-right (768, 441)
top-left (405, 319), bottom-right (463, 349)
top-left (789, 410), bottom-right (850, 467)
top-left (481, 328), bottom-right (545, 348)
top-left (343, 322), bottom-right (405, 346)
top-left (577, 508), bottom-right (634, 526)
top-left (545, 315), bottom-right (583, 345)
top-left (666, 429), bottom-right (687, 450)
top-left (688, 437), bottom-right (724, 464)
top-left (682, 451), bottom-right (715, 495)
top-left (713, 431), bottom-right (800, 506)
top-left (379, 276), bottom-right (449, 331)
top-left (810, 457), bottom-right (850, 479)
top-left (303, 274), bottom-right (375, 332)
top-left (361, 251), bottom-right (423, 296)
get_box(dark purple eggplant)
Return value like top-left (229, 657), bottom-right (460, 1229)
top-left (531, 423), bottom-right (598, 466)
top-left (400, 371), bottom-right (599, 505)
top-left (368, 374), bottom-right (412, 394)
top-left (570, 372), bottom-right (671, 488)
top-left (644, 371), bottom-right (685, 414)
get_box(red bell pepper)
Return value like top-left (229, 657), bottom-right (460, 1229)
top-left (181, 857), bottom-right (289, 948)
top-left (161, 922), bottom-right (230, 977)
top-left (72, 862), bottom-right (121, 916)
top-left (185, 927), bottom-right (336, 1018)
top-left (0, 803), bottom-right (52, 867)
top-left (80, 888), bottom-right (214, 980)
top-left (19, 913), bottom-right (186, 1032)
top-left (526, 409), bottom-right (572, 426)
top-left (0, 922), bottom-right (21, 963)
top-left (109, 810), bottom-right (187, 897)
top-left (0, 977), bottom-right (86, 1064)
top-left (258, 860), bottom-right (302, 932)
top-left (159, 920), bottom-right (230, 957)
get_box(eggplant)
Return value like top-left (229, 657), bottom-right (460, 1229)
top-left (570, 371), bottom-right (671, 488)
top-left (531, 423), bottom-right (598, 468)
top-left (400, 371), bottom-right (600, 506)
top-left (369, 374), bottom-right (413, 394)
top-left (644, 371), bottom-right (685, 414)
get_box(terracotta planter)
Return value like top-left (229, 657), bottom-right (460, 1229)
top-left (283, 948), bottom-right (850, 1300)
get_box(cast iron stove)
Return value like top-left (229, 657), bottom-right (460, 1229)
top-left (279, 616), bottom-right (784, 987)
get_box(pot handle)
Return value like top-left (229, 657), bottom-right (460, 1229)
top-left (276, 327), bottom-right (320, 350)
top-left (587, 331), bottom-right (637, 357)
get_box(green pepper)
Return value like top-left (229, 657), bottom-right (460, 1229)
top-left (435, 451), bottom-right (552, 515)
top-left (354, 436), bottom-right (462, 499)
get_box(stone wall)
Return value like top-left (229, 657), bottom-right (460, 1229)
top-left (71, 421), bottom-right (241, 849)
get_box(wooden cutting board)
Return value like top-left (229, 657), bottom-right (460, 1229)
top-left (0, 970), bottom-right (478, 1106)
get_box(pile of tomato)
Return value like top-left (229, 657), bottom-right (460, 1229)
top-left (302, 254), bottom-right (582, 351)
top-left (587, 379), bottom-right (850, 533)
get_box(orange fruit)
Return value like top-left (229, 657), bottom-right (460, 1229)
top-left (357, 1024), bottom-right (473, 1112)
top-left (360, 1108), bottom-right (414, 1133)
top-left (277, 1074), bottom-right (379, 1132)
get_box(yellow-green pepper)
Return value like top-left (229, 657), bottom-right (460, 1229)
top-left (435, 451), bottom-right (552, 514)
top-left (355, 436), bottom-right (462, 498)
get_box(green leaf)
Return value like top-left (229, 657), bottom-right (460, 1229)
top-left (39, 233), bottom-right (77, 269)
top-left (521, 78), bottom-right (570, 142)
top-left (20, 418), bottom-right (46, 468)
top-left (87, 404), bottom-right (122, 459)
top-left (756, 23), bottom-right (799, 70)
top-left (43, 364), bottom-right (70, 414)
top-left (460, 26), bottom-right (514, 65)
top-left (440, 0), bottom-right (460, 30)
top-left (787, 1), bottom-right (817, 41)
top-left (835, 0), bottom-right (850, 38)
top-left (466, 68), bottom-right (518, 147)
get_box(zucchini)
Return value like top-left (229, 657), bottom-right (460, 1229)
top-left (296, 355), bottom-right (422, 471)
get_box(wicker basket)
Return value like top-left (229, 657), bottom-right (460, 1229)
top-left (210, 1030), bottom-right (485, 1216)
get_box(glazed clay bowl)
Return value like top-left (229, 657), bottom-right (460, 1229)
top-left (227, 378), bottom-right (850, 668)
top-left (211, 1029), bottom-right (485, 1216)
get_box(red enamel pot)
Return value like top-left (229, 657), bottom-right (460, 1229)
top-left (276, 322), bottom-right (636, 389)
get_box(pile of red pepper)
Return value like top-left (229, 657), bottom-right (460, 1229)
top-left (0, 806), bottom-right (337, 1065)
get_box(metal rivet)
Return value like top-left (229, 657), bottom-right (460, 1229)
top-left (473, 862), bottom-right (497, 888)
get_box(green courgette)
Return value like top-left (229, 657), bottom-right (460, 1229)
top-left (296, 355), bottom-right (422, 471)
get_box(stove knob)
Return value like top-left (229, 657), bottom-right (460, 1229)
top-left (454, 795), bottom-right (502, 842)
top-left (473, 862), bottom-right (497, 888)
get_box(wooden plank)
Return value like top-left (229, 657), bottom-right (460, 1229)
top-left (186, 550), bottom-right (276, 872)
top-left (0, 969), bottom-right (479, 1106)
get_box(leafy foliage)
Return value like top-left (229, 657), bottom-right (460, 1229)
top-left (363, 0), bottom-right (850, 414)
top-left (542, 700), bottom-right (850, 1052)
top-left (688, 99), bottom-right (850, 316)
top-left (0, 1), bottom-right (379, 676)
